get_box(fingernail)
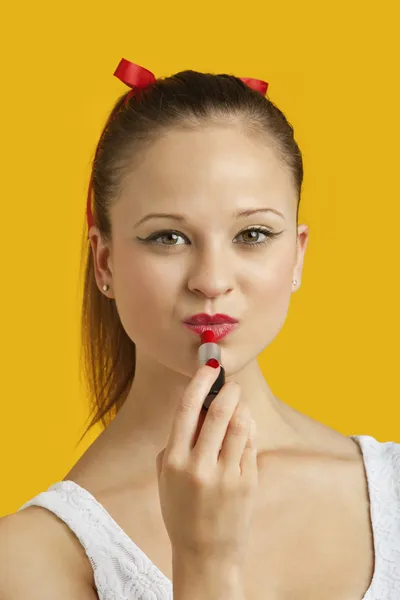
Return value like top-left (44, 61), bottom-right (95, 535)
top-left (206, 358), bottom-right (220, 369)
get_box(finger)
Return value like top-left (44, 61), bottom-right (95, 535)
top-left (218, 403), bottom-right (252, 466)
top-left (156, 448), bottom-right (166, 479)
top-left (165, 363), bottom-right (221, 460)
top-left (192, 408), bottom-right (208, 449)
top-left (240, 421), bottom-right (258, 482)
top-left (193, 382), bottom-right (241, 461)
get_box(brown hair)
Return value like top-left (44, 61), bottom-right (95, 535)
top-left (77, 69), bottom-right (304, 445)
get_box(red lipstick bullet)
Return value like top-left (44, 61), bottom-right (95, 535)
top-left (198, 330), bottom-right (225, 410)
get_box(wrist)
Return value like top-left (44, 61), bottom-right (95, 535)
top-left (172, 553), bottom-right (245, 600)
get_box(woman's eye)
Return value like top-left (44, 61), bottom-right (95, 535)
top-left (138, 227), bottom-right (281, 248)
top-left (155, 232), bottom-right (186, 245)
top-left (240, 229), bottom-right (267, 244)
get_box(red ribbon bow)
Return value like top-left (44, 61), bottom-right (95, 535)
top-left (87, 59), bottom-right (269, 234)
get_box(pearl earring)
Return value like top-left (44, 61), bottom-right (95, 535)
top-left (292, 279), bottom-right (298, 286)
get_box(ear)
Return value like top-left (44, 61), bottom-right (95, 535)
top-left (292, 224), bottom-right (309, 289)
top-left (88, 226), bottom-right (115, 296)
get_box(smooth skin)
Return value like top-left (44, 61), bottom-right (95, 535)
top-left (0, 122), bottom-right (373, 599)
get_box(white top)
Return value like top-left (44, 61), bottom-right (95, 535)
top-left (18, 435), bottom-right (400, 600)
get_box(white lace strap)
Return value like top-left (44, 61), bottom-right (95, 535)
top-left (352, 435), bottom-right (400, 600)
top-left (18, 480), bottom-right (172, 600)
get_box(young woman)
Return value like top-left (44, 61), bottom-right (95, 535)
top-left (1, 58), bottom-right (399, 600)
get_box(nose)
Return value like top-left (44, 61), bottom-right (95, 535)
top-left (187, 246), bottom-right (234, 299)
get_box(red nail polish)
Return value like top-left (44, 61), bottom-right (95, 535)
top-left (206, 358), bottom-right (220, 369)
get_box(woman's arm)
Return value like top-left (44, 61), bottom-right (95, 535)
top-left (0, 511), bottom-right (98, 600)
top-left (172, 554), bottom-right (247, 600)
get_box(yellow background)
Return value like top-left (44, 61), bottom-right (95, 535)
top-left (1, 1), bottom-right (399, 517)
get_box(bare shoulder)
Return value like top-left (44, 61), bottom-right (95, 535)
top-left (0, 506), bottom-right (97, 599)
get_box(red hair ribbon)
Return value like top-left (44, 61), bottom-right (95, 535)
top-left (86, 59), bottom-right (269, 235)
top-left (239, 77), bottom-right (269, 96)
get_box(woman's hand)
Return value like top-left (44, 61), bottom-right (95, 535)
top-left (156, 362), bottom-right (258, 569)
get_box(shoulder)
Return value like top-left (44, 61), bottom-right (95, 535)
top-left (0, 506), bottom-right (96, 598)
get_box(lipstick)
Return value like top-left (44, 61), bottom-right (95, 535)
top-left (198, 330), bottom-right (225, 410)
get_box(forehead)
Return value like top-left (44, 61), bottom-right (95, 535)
top-left (121, 125), bottom-right (296, 214)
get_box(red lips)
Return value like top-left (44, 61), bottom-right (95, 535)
top-left (184, 313), bottom-right (238, 325)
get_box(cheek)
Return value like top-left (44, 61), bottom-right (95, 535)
top-left (255, 255), bottom-right (293, 296)
top-left (242, 247), bottom-right (295, 342)
top-left (112, 253), bottom-right (181, 343)
top-left (244, 243), bottom-right (294, 296)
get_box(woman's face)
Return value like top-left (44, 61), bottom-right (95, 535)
top-left (92, 124), bottom-right (309, 376)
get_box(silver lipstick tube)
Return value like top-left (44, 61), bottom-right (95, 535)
top-left (198, 341), bottom-right (221, 366)
top-left (198, 341), bottom-right (224, 410)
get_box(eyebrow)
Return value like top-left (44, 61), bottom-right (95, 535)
top-left (134, 207), bottom-right (285, 227)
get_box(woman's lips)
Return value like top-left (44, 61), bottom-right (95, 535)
top-left (183, 323), bottom-right (238, 342)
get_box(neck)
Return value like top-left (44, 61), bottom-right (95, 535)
top-left (70, 354), bottom-right (354, 496)
top-left (97, 354), bottom-right (311, 479)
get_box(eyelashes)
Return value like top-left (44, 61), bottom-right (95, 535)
top-left (136, 226), bottom-right (283, 250)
